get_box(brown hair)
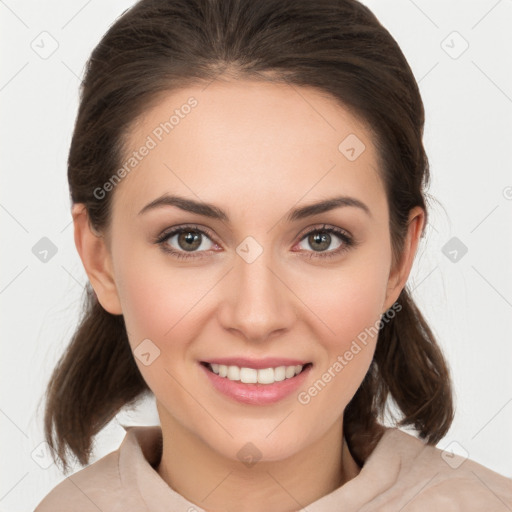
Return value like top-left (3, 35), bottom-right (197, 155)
top-left (42, 0), bottom-right (454, 473)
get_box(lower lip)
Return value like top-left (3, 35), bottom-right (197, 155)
top-left (199, 362), bottom-right (313, 405)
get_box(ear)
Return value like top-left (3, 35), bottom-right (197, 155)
top-left (72, 204), bottom-right (123, 315)
top-left (382, 206), bottom-right (425, 312)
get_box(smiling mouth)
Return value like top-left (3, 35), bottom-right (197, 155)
top-left (200, 361), bottom-right (313, 384)
top-left (200, 362), bottom-right (313, 371)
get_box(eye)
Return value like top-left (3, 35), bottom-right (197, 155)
top-left (154, 224), bottom-right (218, 260)
top-left (154, 223), bottom-right (357, 261)
top-left (295, 224), bottom-right (356, 259)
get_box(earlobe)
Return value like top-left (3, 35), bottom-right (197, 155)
top-left (71, 204), bottom-right (123, 315)
top-left (383, 206), bottom-right (425, 312)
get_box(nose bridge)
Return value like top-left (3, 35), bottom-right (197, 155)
top-left (219, 238), bottom-right (295, 340)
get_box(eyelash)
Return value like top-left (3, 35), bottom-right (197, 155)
top-left (154, 223), bottom-right (357, 261)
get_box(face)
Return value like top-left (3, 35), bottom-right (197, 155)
top-left (84, 79), bottom-right (418, 463)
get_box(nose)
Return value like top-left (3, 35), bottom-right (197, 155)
top-left (217, 245), bottom-right (296, 343)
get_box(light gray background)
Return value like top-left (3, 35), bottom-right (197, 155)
top-left (1, 0), bottom-right (511, 510)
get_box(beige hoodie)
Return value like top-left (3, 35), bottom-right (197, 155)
top-left (34, 425), bottom-right (512, 511)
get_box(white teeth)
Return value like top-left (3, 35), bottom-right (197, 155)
top-left (208, 363), bottom-right (305, 384)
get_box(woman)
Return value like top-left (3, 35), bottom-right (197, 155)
top-left (34, 0), bottom-right (512, 510)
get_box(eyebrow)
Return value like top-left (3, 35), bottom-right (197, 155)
top-left (138, 193), bottom-right (372, 221)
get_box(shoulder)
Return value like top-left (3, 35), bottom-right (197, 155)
top-left (379, 428), bottom-right (512, 511)
top-left (33, 425), bottom-right (161, 512)
top-left (34, 450), bottom-right (125, 512)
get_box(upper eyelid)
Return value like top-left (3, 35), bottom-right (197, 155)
top-left (158, 224), bottom-right (217, 243)
top-left (296, 223), bottom-right (352, 240)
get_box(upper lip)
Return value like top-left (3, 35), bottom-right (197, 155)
top-left (201, 357), bottom-right (312, 369)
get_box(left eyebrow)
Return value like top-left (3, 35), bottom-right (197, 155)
top-left (137, 193), bottom-right (372, 221)
top-left (286, 196), bottom-right (372, 221)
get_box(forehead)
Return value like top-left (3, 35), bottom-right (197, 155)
top-left (112, 79), bottom-right (386, 222)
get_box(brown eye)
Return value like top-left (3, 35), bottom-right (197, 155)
top-left (176, 231), bottom-right (203, 251)
top-left (296, 225), bottom-right (355, 260)
top-left (155, 225), bottom-right (217, 260)
top-left (307, 232), bottom-right (333, 252)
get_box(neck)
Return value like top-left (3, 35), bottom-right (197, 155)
top-left (156, 412), bottom-right (361, 512)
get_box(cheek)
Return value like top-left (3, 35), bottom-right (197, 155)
top-left (113, 254), bottom-right (232, 445)
top-left (115, 263), bottom-right (211, 405)
top-left (295, 263), bottom-right (389, 430)
top-left (117, 264), bottom-right (212, 338)
top-left (295, 244), bottom-right (390, 395)
top-left (301, 254), bottom-right (390, 348)
top-left (334, 275), bottom-right (386, 343)
top-left (309, 272), bottom-right (383, 383)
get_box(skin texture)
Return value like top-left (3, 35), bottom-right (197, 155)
top-left (72, 79), bottom-right (424, 512)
